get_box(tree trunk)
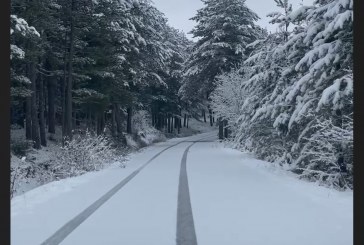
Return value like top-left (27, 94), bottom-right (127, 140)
top-left (209, 109), bottom-right (213, 126)
top-left (111, 104), bottom-right (117, 137)
top-left (63, 0), bottom-right (75, 140)
top-left (96, 113), bottom-right (101, 135)
top-left (61, 65), bottom-right (66, 142)
top-left (76, 111), bottom-right (80, 127)
top-left (335, 109), bottom-right (346, 173)
top-left (167, 116), bottom-right (171, 133)
top-left (39, 74), bottom-right (47, 147)
top-left (152, 110), bottom-right (155, 127)
top-left (163, 114), bottom-right (167, 131)
top-left (72, 110), bottom-right (76, 129)
top-left (47, 61), bottom-right (56, 134)
top-left (30, 62), bottom-right (41, 149)
top-left (101, 111), bottom-right (105, 133)
top-left (183, 114), bottom-right (187, 127)
top-left (97, 111), bottom-right (105, 135)
top-left (177, 117), bottom-right (181, 134)
top-left (157, 114), bottom-right (161, 130)
top-left (127, 107), bottom-right (132, 134)
top-left (114, 104), bottom-right (122, 136)
top-left (171, 117), bottom-right (174, 133)
top-left (203, 110), bottom-right (206, 123)
top-left (86, 107), bottom-right (91, 130)
top-left (218, 117), bottom-right (224, 140)
top-left (186, 115), bottom-right (189, 128)
top-left (223, 119), bottom-right (228, 138)
top-left (25, 96), bottom-right (32, 140)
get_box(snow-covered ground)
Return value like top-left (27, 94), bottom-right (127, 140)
top-left (11, 132), bottom-right (352, 245)
top-left (10, 118), bottom-right (215, 197)
top-left (188, 144), bottom-right (352, 245)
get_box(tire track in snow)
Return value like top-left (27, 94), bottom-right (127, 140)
top-left (176, 142), bottom-right (198, 245)
top-left (41, 134), bottom-right (215, 245)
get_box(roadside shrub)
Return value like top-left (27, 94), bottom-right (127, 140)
top-left (52, 131), bottom-right (122, 179)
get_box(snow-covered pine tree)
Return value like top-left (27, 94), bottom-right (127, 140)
top-left (10, 0), bottom-right (64, 148)
top-left (211, 0), bottom-right (353, 189)
top-left (10, 15), bottom-right (40, 99)
top-left (145, 27), bottom-right (192, 131)
top-left (267, 0), bottom-right (293, 40)
top-left (180, 0), bottom-right (265, 110)
top-left (281, 0), bottom-right (353, 188)
top-left (232, 1), bottom-right (306, 162)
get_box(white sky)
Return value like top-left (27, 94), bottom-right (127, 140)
top-left (151, 0), bottom-right (313, 40)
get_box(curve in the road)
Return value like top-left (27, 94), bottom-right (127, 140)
top-left (40, 134), bottom-right (215, 245)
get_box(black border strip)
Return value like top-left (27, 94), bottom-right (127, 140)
top-left (1, 0), bottom-right (11, 244)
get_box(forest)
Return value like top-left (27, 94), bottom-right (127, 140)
top-left (10, 0), bottom-right (353, 196)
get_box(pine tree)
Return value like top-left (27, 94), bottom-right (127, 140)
top-left (210, 0), bottom-right (353, 188)
top-left (180, 0), bottom-right (265, 104)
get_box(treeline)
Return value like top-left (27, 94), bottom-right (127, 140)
top-left (181, 0), bottom-right (353, 189)
top-left (10, 0), bottom-right (191, 148)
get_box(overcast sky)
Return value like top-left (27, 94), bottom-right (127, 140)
top-left (151, 0), bottom-right (313, 40)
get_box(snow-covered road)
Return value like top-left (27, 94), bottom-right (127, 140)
top-left (11, 132), bottom-right (352, 245)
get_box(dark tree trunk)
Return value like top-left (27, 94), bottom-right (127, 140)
top-left (96, 113), bottom-right (101, 135)
top-left (155, 112), bottom-right (158, 129)
top-left (127, 107), bottom-right (132, 134)
top-left (101, 111), bottom-right (106, 134)
top-left (30, 63), bottom-right (41, 149)
top-left (209, 109), bottom-right (213, 126)
top-left (167, 116), bottom-right (171, 133)
top-left (96, 111), bottom-right (105, 136)
top-left (76, 111), bottom-right (80, 126)
top-left (177, 117), bottom-right (181, 134)
top-left (157, 114), bottom-right (160, 130)
top-left (61, 64), bottom-right (66, 142)
top-left (171, 117), bottom-right (174, 133)
top-left (218, 117), bottom-right (224, 140)
top-left (87, 107), bottom-right (91, 130)
top-left (151, 110), bottom-right (155, 127)
top-left (184, 114), bottom-right (187, 127)
top-left (39, 74), bottom-right (47, 147)
top-left (203, 110), bottom-right (206, 123)
top-left (47, 61), bottom-right (56, 134)
top-left (43, 78), bottom-right (48, 124)
top-left (186, 115), bottom-right (189, 128)
top-left (63, 0), bottom-right (75, 140)
top-left (224, 120), bottom-right (228, 138)
top-left (72, 110), bottom-right (76, 129)
top-left (111, 104), bottom-right (117, 137)
top-left (114, 104), bottom-right (122, 135)
top-left (25, 96), bottom-right (32, 140)
top-left (335, 109), bottom-right (347, 173)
